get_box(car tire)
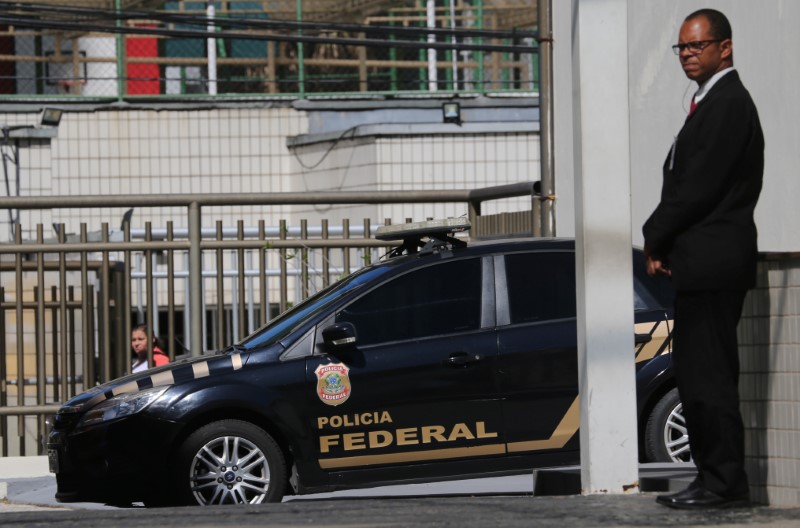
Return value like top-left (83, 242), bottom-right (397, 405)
top-left (644, 388), bottom-right (692, 463)
top-left (173, 419), bottom-right (287, 505)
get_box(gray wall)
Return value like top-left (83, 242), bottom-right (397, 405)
top-left (555, 0), bottom-right (799, 252)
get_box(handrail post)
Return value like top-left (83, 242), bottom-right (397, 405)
top-left (538, 0), bottom-right (555, 236)
top-left (189, 202), bottom-right (203, 356)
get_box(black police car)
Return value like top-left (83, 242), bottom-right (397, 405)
top-left (47, 219), bottom-right (686, 506)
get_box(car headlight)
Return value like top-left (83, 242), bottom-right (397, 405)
top-left (76, 387), bottom-right (168, 430)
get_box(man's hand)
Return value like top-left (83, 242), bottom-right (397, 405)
top-left (643, 244), bottom-right (671, 278)
top-left (646, 255), bottom-right (671, 278)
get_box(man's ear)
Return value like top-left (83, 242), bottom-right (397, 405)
top-left (720, 38), bottom-right (733, 61)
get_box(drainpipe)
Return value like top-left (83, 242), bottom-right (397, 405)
top-left (538, 0), bottom-right (555, 236)
top-left (207, 0), bottom-right (218, 95)
top-left (427, 0), bottom-right (437, 91)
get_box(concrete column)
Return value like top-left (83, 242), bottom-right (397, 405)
top-left (572, 0), bottom-right (639, 494)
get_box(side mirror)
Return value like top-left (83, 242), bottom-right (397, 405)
top-left (322, 322), bottom-right (358, 350)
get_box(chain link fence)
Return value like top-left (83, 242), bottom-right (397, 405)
top-left (0, 0), bottom-right (538, 99)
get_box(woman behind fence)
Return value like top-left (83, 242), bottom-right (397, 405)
top-left (130, 324), bottom-right (170, 373)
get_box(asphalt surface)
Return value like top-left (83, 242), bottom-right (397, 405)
top-left (2, 473), bottom-right (800, 527)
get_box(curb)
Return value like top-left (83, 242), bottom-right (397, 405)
top-left (0, 456), bottom-right (50, 500)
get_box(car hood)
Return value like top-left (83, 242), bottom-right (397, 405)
top-left (57, 351), bottom-right (248, 415)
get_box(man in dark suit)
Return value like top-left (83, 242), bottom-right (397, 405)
top-left (643, 8), bottom-right (764, 509)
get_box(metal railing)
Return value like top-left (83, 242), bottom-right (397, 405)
top-left (0, 182), bottom-right (539, 456)
top-left (0, 0), bottom-right (538, 99)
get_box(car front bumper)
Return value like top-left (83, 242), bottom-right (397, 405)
top-left (47, 414), bottom-right (181, 503)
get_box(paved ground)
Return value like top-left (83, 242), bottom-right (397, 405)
top-left (2, 492), bottom-right (800, 527)
top-left (1, 471), bottom-right (799, 527)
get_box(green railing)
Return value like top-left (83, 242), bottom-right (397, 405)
top-left (0, 0), bottom-right (538, 100)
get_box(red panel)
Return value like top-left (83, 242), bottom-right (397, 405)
top-left (126, 28), bottom-right (160, 95)
top-left (0, 25), bottom-right (15, 94)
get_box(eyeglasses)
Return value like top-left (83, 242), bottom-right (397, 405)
top-left (671, 39), bottom-right (723, 55)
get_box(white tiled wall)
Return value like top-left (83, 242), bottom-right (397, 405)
top-left (740, 256), bottom-right (800, 507)
top-left (2, 107), bottom-right (539, 241)
top-left (0, 107), bottom-right (308, 242)
top-left (288, 132), bottom-right (540, 226)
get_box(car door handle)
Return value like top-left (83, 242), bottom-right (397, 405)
top-left (635, 333), bottom-right (653, 345)
top-left (445, 352), bottom-right (481, 367)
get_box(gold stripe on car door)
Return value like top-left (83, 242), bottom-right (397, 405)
top-left (634, 321), bottom-right (671, 363)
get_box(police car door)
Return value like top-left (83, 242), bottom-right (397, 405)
top-left (306, 256), bottom-right (504, 481)
top-left (495, 250), bottom-right (581, 466)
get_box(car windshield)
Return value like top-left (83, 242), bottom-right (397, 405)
top-left (238, 264), bottom-right (392, 350)
top-left (633, 277), bottom-right (664, 312)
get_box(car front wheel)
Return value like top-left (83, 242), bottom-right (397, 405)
top-left (175, 419), bottom-right (287, 505)
top-left (644, 388), bottom-right (692, 463)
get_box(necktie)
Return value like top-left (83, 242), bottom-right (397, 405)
top-left (689, 97), bottom-right (697, 115)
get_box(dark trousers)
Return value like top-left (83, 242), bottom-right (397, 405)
top-left (672, 289), bottom-right (749, 497)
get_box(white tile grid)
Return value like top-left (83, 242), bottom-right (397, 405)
top-left (371, 135), bottom-right (538, 221)
top-left (29, 108), bottom-right (308, 235)
top-left (740, 261), bottom-right (800, 506)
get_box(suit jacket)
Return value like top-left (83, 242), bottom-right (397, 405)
top-left (643, 70), bottom-right (764, 292)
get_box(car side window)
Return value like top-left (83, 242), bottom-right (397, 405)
top-left (505, 251), bottom-right (576, 324)
top-left (336, 258), bottom-right (482, 346)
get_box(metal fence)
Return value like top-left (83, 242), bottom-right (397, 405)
top-left (0, 0), bottom-right (538, 99)
top-left (0, 182), bottom-right (539, 456)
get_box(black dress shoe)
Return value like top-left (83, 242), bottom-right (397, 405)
top-left (657, 480), bottom-right (703, 502)
top-left (656, 485), bottom-right (750, 510)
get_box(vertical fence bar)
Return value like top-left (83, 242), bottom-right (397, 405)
top-left (14, 225), bottom-right (25, 455)
top-left (87, 285), bottom-right (96, 387)
top-left (123, 219), bottom-right (132, 366)
top-left (246, 249), bottom-right (255, 335)
top-left (230, 251), bottom-right (238, 343)
top-left (362, 218), bottom-right (372, 265)
top-left (321, 219), bottom-right (330, 288)
top-left (145, 222), bottom-right (155, 366)
top-left (166, 222), bottom-right (176, 359)
top-left (80, 224), bottom-right (91, 390)
top-left (237, 220), bottom-right (246, 341)
top-left (100, 223), bottom-right (112, 382)
top-left (342, 218), bottom-right (350, 276)
top-left (0, 287), bottom-right (7, 456)
top-left (50, 286), bottom-right (58, 402)
top-left (58, 225), bottom-right (68, 400)
top-left (258, 219), bottom-right (267, 326)
top-left (215, 221), bottom-right (224, 349)
top-left (537, 0), bottom-right (555, 237)
top-left (67, 287), bottom-right (76, 399)
top-left (35, 225), bottom-right (46, 443)
top-left (189, 202), bottom-right (203, 356)
top-left (300, 219), bottom-right (309, 299)
top-left (279, 219), bottom-right (288, 314)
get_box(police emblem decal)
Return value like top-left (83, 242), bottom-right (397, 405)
top-left (315, 363), bottom-right (352, 406)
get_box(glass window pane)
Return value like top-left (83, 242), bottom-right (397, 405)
top-left (337, 258), bottom-right (482, 346)
top-left (505, 252), bottom-right (576, 324)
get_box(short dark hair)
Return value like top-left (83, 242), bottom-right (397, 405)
top-left (686, 8), bottom-right (732, 40)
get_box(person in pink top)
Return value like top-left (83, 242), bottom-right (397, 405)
top-left (130, 324), bottom-right (170, 373)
